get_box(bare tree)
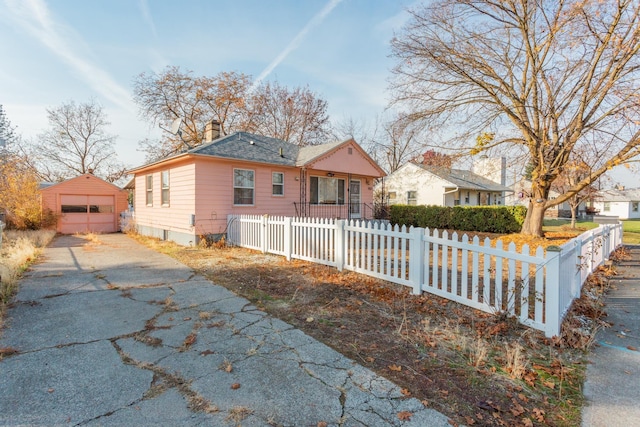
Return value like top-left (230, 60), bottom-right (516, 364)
top-left (249, 81), bottom-right (331, 146)
top-left (390, 0), bottom-right (640, 236)
top-left (27, 100), bottom-right (124, 182)
top-left (133, 67), bottom-right (332, 159)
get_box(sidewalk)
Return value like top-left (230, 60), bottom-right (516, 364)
top-left (582, 244), bottom-right (640, 427)
top-left (0, 234), bottom-right (451, 426)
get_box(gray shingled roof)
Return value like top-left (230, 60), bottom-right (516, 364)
top-left (189, 132), bottom-right (299, 166)
top-left (598, 188), bottom-right (640, 202)
top-left (415, 163), bottom-right (511, 192)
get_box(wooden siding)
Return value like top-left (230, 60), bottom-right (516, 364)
top-left (193, 158), bottom-right (301, 235)
top-left (306, 141), bottom-right (382, 176)
top-left (133, 161), bottom-right (197, 235)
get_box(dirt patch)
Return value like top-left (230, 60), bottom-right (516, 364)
top-left (133, 234), bottom-right (617, 427)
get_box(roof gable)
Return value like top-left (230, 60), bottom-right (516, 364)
top-left (298, 139), bottom-right (385, 177)
top-left (39, 174), bottom-right (126, 193)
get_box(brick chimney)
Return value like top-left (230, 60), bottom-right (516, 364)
top-left (204, 120), bottom-right (221, 142)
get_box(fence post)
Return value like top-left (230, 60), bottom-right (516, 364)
top-left (573, 238), bottom-right (583, 299)
top-left (261, 215), bottom-right (268, 253)
top-left (284, 217), bottom-right (292, 261)
top-left (408, 226), bottom-right (425, 295)
top-left (545, 247), bottom-right (562, 338)
top-left (335, 220), bottom-right (345, 271)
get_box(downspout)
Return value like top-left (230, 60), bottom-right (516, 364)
top-left (443, 186), bottom-right (459, 206)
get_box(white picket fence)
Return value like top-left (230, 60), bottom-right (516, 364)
top-left (226, 214), bottom-right (623, 337)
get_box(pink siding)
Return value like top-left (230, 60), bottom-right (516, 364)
top-left (133, 161), bottom-right (196, 235)
top-left (193, 158), bottom-right (301, 235)
top-left (306, 141), bottom-right (383, 176)
top-left (40, 174), bottom-right (129, 234)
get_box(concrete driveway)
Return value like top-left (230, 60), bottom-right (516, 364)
top-left (0, 234), bottom-right (450, 426)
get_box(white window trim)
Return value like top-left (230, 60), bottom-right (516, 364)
top-left (145, 175), bottom-right (153, 206)
top-left (233, 168), bottom-right (255, 206)
top-left (272, 172), bottom-right (284, 197)
top-left (161, 171), bottom-right (170, 207)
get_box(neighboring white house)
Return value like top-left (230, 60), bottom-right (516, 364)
top-left (380, 157), bottom-right (512, 207)
top-left (591, 187), bottom-right (640, 219)
top-left (503, 177), bottom-right (582, 218)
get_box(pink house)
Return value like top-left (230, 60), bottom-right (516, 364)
top-left (127, 131), bottom-right (385, 245)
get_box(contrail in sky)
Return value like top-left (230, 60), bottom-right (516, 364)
top-left (5, 0), bottom-right (135, 112)
top-left (250, 0), bottom-right (344, 92)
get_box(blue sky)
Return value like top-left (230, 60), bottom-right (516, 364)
top-left (1, 0), bottom-right (414, 168)
top-left (1, 0), bottom-right (635, 186)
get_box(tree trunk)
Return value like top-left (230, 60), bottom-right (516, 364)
top-left (520, 201), bottom-right (546, 236)
top-left (570, 204), bottom-right (578, 229)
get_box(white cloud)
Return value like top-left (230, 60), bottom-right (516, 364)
top-left (4, 0), bottom-right (136, 113)
top-left (250, 0), bottom-right (344, 92)
top-left (138, 0), bottom-right (157, 38)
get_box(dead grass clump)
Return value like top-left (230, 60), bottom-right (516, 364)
top-left (1, 230), bottom-right (55, 308)
top-left (504, 342), bottom-right (528, 380)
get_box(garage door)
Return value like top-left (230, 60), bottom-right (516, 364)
top-left (60, 195), bottom-right (116, 234)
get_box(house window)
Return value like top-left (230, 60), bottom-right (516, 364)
top-left (234, 169), bottom-right (255, 205)
top-left (272, 172), bottom-right (284, 196)
top-left (632, 202), bottom-right (638, 212)
top-left (310, 176), bottom-right (345, 204)
top-left (603, 202), bottom-right (611, 212)
top-left (387, 192), bottom-right (397, 205)
top-left (407, 191), bottom-right (417, 205)
top-left (465, 191), bottom-right (470, 204)
top-left (161, 171), bottom-right (170, 206)
top-left (146, 175), bottom-right (153, 206)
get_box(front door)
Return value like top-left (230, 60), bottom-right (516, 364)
top-left (349, 180), bottom-right (361, 219)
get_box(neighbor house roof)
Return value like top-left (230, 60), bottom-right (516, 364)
top-left (414, 163), bottom-right (512, 192)
top-left (597, 188), bottom-right (640, 202)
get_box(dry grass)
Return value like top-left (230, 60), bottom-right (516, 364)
top-left (0, 229), bottom-right (55, 328)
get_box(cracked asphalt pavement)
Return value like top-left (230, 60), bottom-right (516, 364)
top-left (0, 234), bottom-right (452, 426)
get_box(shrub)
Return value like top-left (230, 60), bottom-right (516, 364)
top-left (389, 204), bottom-right (527, 234)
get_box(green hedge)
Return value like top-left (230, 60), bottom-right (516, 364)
top-left (389, 204), bottom-right (527, 234)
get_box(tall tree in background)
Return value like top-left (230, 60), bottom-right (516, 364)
top-left (26, 100), bottom-right (125, 182)
top-left (390, 0), bottom-right (640, 236)
top-left (249, 81), bottom-right (330, 146)
top-left (0, 107), bottom-right (47, 229)
top-left (133, 66), bottom-right (331, 161)
top-left (0, 105), bottom-right (17, 153)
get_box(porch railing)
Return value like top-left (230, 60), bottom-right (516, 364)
top-left (293, 203), bottom-right (378, 220)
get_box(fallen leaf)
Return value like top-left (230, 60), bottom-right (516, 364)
top-left (47, 388), bottom-right (54, 393)
top-left (306, 317), bottom-right (314, 322)
top-left (401, 388), bottom-right (411, 396)
top-left (627, 346), bottom-right (638, 352)
top-left (397, 411), bottom-right (412, 421)
top-left (365, 356), bottom-right (375, 363)
top-left (317, 422), bottom-right (328, 427)
top-left (231, 383), bottom-right (241, 390)
top-left (522, 417), bottom-right (534, 427)
top-left (543, 380), bottom-right (555, 389)
top-left (464, 415), bottom-right (476, 425)
top-left (200, 349), bottom-right (215, 356)
top-left (388, 364), bottom-right (402, 372)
